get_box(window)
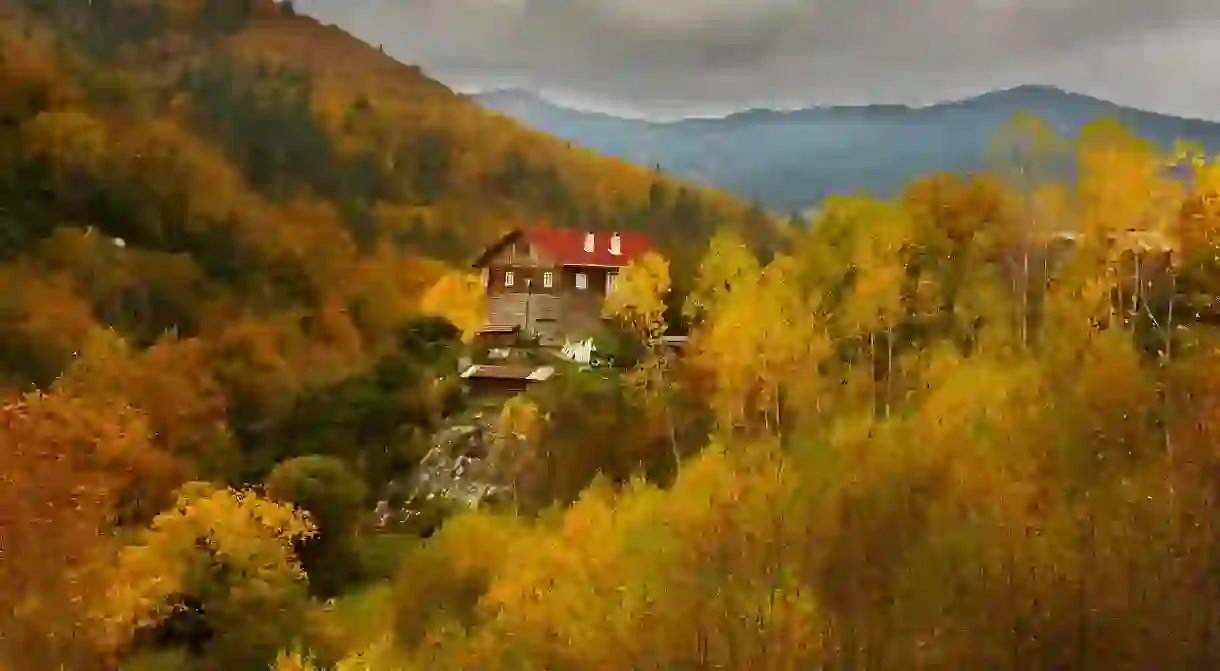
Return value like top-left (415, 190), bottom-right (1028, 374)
top-left (542, 271), bottom-right (554, 288)
top-left (575, 272), bottom-right (587, 290)
top-left (504, 270), bottom-right (515, 287)
top-left (606, 272), bottom-right (618, 294)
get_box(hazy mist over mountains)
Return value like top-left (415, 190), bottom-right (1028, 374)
top-left (474, 85), bottom-right (1220, 213)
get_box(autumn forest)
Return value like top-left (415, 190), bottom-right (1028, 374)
top-left (5, 1), bottom-right (1220, 670)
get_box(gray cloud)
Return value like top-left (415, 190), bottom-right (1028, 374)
top-left (290, 0), bottom-right (1220, 119)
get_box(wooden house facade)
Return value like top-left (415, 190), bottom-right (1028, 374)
top-left (471, 228), bottom-right (654, 343)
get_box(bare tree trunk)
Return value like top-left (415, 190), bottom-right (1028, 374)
top-left (869, 331), bottom-right (877, 419)
top-left (1164, 266), bottom-right (1176, 460)
top-left (1039, 244), bottom-right (1050, 348)
top-left (1165, 264), bottom-right (1176, 360)
top-left (884, 322), bottom-right (894, 420)
top-left (1010, 257), bottom-right (1020, 339)
top-left (1022, 246), bottom-right (1030, 347)
top-left (651, 346), bottom-right (681, 475)
top-left (1133, 254), bottom-right (1143, 331)
top-left (773, 379), bottom-right (783, 438)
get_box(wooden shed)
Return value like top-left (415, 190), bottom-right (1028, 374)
top-left (459, 363), bottom-right (555, 401)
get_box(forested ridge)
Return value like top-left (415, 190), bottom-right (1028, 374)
top-left (1, 0), bottom-right (774, 310)
top-left (7, 2), bottom-right (1220, 671)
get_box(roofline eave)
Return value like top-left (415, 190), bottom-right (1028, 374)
top-left (470, 228), bottom-right (525, 268)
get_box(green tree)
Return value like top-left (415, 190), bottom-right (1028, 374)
top-left (265, 455), bottom-right (369, 597)
top-left (99, 483), bottom-right (315, 670)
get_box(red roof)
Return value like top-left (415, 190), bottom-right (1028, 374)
top-left (472, 228), bottom-right (654, 268)
top-left (525, 228), bottom-right (653, 267)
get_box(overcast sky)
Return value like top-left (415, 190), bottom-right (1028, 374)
top-left (290, 0), bottom-right (1220, 120)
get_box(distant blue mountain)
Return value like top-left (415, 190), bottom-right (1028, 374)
top-left (472, 85), bottom-right (1220, 213)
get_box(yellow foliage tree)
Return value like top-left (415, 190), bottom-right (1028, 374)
top-left (490, 394), bottom-right (543, 503)
top-left (270, 648), bottom-right (321, 671)
top-left (440, 444), bottom-right (824, 670)
top-left (840, 203), bottom-right (914, 416)
top-left (1077, 119), bottom-right (1181, 244)
top-left (419, 271), bottom-right (487, 343)
top-left (602, 250), bottom-right (671, 344)
top-left (682, 228), bottom-right (761, 325)
top-left (98, 483), bottom-right (316, 666)
top-left (601, 249), bottom-right (683, 463)
top-left (691, 253), bottom-right (831, 436)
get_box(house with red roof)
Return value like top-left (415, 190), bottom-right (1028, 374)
top-left (471, 228), bottom-right (654, 343)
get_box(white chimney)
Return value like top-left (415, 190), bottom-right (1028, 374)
top-left (608, 232), bottom-right (621, 256)
top-left (583, 232), bottom-right (595, 252)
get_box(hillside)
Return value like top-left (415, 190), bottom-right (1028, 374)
top-left (0, 1), bottom-right (777, 382)
top-left (474, 85), bottom-right (1220, 212)
top-left (0, 0), bottom-right (782, 492)
top-left (7, 1), bottom-right (776, 256)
